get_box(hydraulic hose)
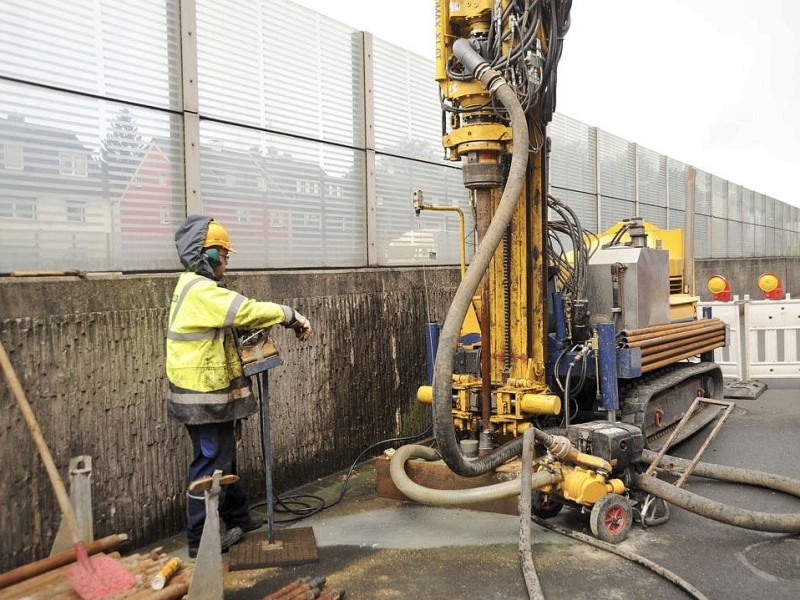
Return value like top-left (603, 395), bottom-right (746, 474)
top-left (635, 450), bottom-right (800, 533)
top-left (389, 443), bottom-right (561, 506)
top-left (432, 38), bottom-right (531, 477)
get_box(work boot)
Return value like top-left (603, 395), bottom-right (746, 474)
top-left (187, 526), bottom-right (244, 559)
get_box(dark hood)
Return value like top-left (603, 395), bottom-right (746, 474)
top-left (175, 215), bottom-right (216, 276)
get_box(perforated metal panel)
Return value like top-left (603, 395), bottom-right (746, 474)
top-left (667, 158), bottom-right (687, 211)
top-left (668, 208), bottom-right (686, 230)
top-left (742, 222), bottom-right (756, 257)
top-left (196, 0), bottom-right (366, 147)
top-left (754, 193), bottom-right (766, 225)
top-left (0, 0), bottom-right (181, 110)
top-left (638, 202), bottom-right (667, 228)
top-left (550, 113), bottom-right (597, 193)
top-left (636, 145), bottom-right (665, 209)
top-left (694, 170), bottom-right (711, 216)
top-left (711, 216), bottom-right (728, 258)
top-left (727, 221), bottom-right (742, 257)
top-left (551, 187), bottom-right (597, 233)
top-left (694, 214), bottom-right (710, 259)
top-left (711, 175), bottom-right (727, 219)
top-left (728, 184), bottom-right (742, 222)
top-left (598, 131), bottom-right (635, 201)
top-left (766, 196), bottom-right (775, 228)
top-left (373, 39), bottom-right (446, 163)
top-left (599, 196), bottom-right (635, 232)
top-left (755, 224), bottom-right (766, 255)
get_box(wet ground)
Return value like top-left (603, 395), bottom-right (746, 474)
top-left (146, 379), bottom-right (800, 599)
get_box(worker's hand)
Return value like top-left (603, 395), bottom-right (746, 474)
top-left (289, 311), bottom-right (313, 342)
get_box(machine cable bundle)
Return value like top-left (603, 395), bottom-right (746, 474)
top-left (442, 0), bottom-right (572, 126)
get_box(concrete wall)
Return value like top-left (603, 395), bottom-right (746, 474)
top-left (694, 257), bottom-right (800, 302)
top-left (0, 267), bottom-right (458, 571)
top-left (1, 256), bottom-right (798, 571)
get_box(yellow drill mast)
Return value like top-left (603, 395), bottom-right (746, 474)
top-left (433, 0), bottom-right (570, 439)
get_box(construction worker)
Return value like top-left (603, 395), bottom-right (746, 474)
top-left (166, 215), bottom-right (312, 558)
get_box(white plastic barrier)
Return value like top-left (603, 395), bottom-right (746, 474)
top-left (699, 295), bottom-right (800, 380)
top-left (698, 300), bottom-right (743, 380)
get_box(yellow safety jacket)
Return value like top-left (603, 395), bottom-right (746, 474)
top-left (166, 271), bottom-right (288, 424)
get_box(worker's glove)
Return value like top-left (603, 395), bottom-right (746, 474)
top-left (290, 311), bottom-right (312, 341)
top-left (280, 306), bottom-right (313, 341)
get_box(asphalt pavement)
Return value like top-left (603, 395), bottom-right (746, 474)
top-left (148, 378), bottom-right (800, 599)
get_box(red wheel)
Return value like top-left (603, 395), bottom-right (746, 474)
top-left (590, 493), bottom-right (632, 544)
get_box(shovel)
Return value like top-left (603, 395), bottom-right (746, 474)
top-left (0, 339), bottom-right (135, 600)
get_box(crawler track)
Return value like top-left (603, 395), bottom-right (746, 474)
top-left (618, 362), bottom-right (724, 450)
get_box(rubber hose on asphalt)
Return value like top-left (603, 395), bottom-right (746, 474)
top-left (389, 443), bottom-right (560, 506)
top-left (519, 428), bottom-right (545, 600)
top-left (637, 450), bottom-right (800, 532)
top-left (531, 516), bottom-right (709, 600)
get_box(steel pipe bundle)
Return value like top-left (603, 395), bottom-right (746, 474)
top-left (621, 319), bottom-right (726, 373)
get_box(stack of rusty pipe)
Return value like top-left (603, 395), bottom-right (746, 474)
top-left (621, 318), bottom-right (726, 373)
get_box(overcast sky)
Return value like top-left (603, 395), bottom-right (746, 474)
top-left (290, 0), bottom-right (800, 207)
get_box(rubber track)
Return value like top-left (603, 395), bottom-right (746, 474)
top-left (618, 362), bottom-right (723, 450)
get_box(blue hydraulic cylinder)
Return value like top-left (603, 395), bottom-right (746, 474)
top-left (552, 291), bottom-right (568, 341)
top-left (595, 322), bottom-right (619, 411)
top-left (424, 322), bottom-right (441, 385)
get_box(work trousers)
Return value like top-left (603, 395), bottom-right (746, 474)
top-left (185, 421), bottom-right (250, 548)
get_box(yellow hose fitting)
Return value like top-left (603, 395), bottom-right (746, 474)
top-left (520, 393), bottom-right (561, 416)
top-left (417, 385), bottom-right (433, 404)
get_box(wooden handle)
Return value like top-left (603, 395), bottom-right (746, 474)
top-left (0, 338), bottom-right (82, 544)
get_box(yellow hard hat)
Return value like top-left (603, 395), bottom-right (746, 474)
top-left (204, 220), bottom-right (236, 253)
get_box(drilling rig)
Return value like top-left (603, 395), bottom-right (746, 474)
top-left (391, 0), bottom-right (728, 542)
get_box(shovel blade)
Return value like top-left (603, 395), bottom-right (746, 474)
top-left (66, 553), bottom-right (136, 600)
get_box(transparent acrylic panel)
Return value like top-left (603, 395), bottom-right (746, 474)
top-left (710, 175), bottom-right (727, 219)
top-left (727, 221), bottom-right (742, 257)
top-left (0, 80), bottom-right (184, 273)
top-left (710, 216), bottom-right (728, 258)
top-left (667, 158), bottom-right (687, 211)
top-left (550, 187), bottom-right (597, 234)
top-left (754, 224), bottom-right (766, 255)
top-left (639, 202), bottom-right (667, 228)
top-left (373, 38), bottom-right (447, 163)
top-left (550, 113), bottom-right (596, 194)
top-left (742, 222), bottom-right (755, 257)
top-left (0, 0), bottom-right (181, 110)
top-left (598, 131), bottom-right (634, 201)
top-left (198, 121), bottom-right (367, 268)
top-left (668, 208), bottom-right (685, 230)
top-left (754, 193), bottom-right (765, 225)
top-left (196, 0), bottom-right (365, 148)
top-left (728, 183), bottom-right (742, 222)
top-left (765, 196), bottom-right (775, 228)
top-left (694, 214), bottom-right (710, 259)
top-left (375, 155), bottom-right (471, 266)
top-left (636, 145), bottom-right (665, 208)
top-left (599, 196), bottom-right (635, 232)
top-left (694, 170), bottom-right (711, 216)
